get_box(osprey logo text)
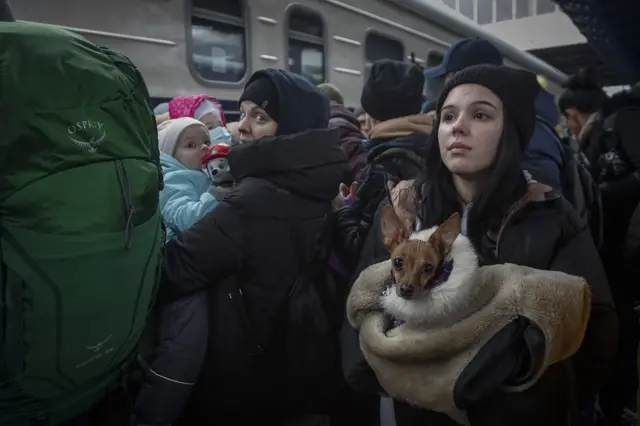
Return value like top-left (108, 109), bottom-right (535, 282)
top-left (86, 334), bottom-right (112, 353)
top-left (68, 120), bottom-right (106, 153)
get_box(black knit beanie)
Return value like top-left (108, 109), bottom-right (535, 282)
top-left (360, 59), bottom-right (425, 122)
top-left (436, 64), bottom-right (541, 149)
top-left (239, 76), bottom-right (280, 123)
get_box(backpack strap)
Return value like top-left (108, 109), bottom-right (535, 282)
top-left (287, 208), bottom-right (342, 330)
top-left (289, 210), bottom-right (332, 270)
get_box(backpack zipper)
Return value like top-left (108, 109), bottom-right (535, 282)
top-left (115, 160), bottom-right (136, 251)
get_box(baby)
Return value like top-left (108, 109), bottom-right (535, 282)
top-left (157, 117), bottom-right (219, 239)
top-left (136, 117), bottom-right (217, 426)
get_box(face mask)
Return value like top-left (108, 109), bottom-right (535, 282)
top-left (210, 126), bottom-right (232, 144)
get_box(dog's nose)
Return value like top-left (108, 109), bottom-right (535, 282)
top-left (398, 284), bottom-right (414, 298)
top-left (211, 169), bottom-right (219, 175)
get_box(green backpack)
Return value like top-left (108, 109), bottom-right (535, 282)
top-left (0, 22), bottom-right (164, 425)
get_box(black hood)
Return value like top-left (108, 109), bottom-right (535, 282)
top-left (228, 128), bottom-right (348, 202)
top-left (241, 69), bottom-right (330, 136)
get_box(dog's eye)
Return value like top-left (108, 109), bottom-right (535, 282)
top-left (393, 257), bottom-right (404, 269)
top-left (423, 264), bottom-right (434, 274)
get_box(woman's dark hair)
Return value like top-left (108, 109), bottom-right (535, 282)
top-left (557, 68), bottom-right (608, 115)
top-left (416, 112), bottom-right (528, 258)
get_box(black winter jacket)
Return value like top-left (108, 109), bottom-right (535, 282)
top-left (343, 190), bottom-right (617, 426)
top-left (333, 132), bottom-right (428, 271)
top-left (582, 90), bottom-right (640, 278)
top-left (161, 128), bottom-right (348, 422)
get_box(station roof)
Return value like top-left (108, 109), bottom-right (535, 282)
top-left (549, 0), bottom-right (640, 84)
top-left (528, 43), bottom-right (620, 87)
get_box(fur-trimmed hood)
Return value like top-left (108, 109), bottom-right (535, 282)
top-left (347, 249), bottom-right (591, 425)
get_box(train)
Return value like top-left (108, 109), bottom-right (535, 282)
top-left (14, 0), bottom-right (567, 120)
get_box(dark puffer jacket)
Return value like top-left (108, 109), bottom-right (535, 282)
top-left (580, 87), bottom-right (640, 423)
top-left (585, 89), bottom-right (640, 267)
top-left (162, 129), bottom-right (348, 422)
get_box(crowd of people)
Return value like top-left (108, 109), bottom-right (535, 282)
top-left (4, 10), bottom-right (640, 426)
top-left (135, 37), bottom-right (640, 426)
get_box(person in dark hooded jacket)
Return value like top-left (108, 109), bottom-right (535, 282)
top-left (559, 69), bottom-right (640, 426)
top-left (333, 59), bottom-right (434, 270)
top-left (160, 69), bottom-right (348, 424)
top-left (318, 82), bottom-right (368, 182)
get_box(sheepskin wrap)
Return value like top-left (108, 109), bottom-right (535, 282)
top-left (347, 260), bottom-right (591, 426)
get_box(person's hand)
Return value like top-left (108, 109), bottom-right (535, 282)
top-left (387, 179), bottom-right (418, 231)
top-left (332, 181), bottom-right (360, 211)
top-left (339, 181), bottom-right (360, 203)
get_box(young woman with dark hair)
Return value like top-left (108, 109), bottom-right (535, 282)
top-left (346, 64), bottom-right (617, 426)
top-left (418, 108), bottom-right (527, 257)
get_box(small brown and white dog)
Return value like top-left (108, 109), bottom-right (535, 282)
top-left (380, 205), bottom-right (480, 328)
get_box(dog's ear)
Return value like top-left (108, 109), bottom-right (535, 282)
top-left (381, 204), bottom-right (409, 252)
top-left (428, 212), bottom-right (461, 255)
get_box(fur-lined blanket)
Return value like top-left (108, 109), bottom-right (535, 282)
top-left (347, 260), bottom-right (591, 425)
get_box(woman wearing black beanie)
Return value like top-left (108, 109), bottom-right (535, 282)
top-left (161, 68), bottom-right (350, 424)
top-left (349, 64), bottom-right (617, 426)
top-left (417, 64), bottom-right (616, 425)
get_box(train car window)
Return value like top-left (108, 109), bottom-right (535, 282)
top-left (477, 0), bottom-right (493, 24)
top-left (536, 0), bottom-right (556, 15)
top-left (496, 0), bottom-right (513, 22)
top-left (287, 9), bottom-right (325, 84)
top-left (289, 10), bottom-right (323, 38)
top-left (190, 0), bottom-right (247, 83)
top-left (516, 0), bottom-right (532, 18)
top-left (442, 0), bottom-right (455, 9)
top-left (459, 0), bottom-right (474, 20)
top-left (364, 32), bottom-right (404, 78)
top-left (193, 0), bottom-right (243, 18)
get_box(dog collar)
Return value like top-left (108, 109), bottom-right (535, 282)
top-left (425, 260), bottom-right (454, 288)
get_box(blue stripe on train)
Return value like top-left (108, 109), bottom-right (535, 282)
top-left (151, 97), bottom-right (241, 122)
